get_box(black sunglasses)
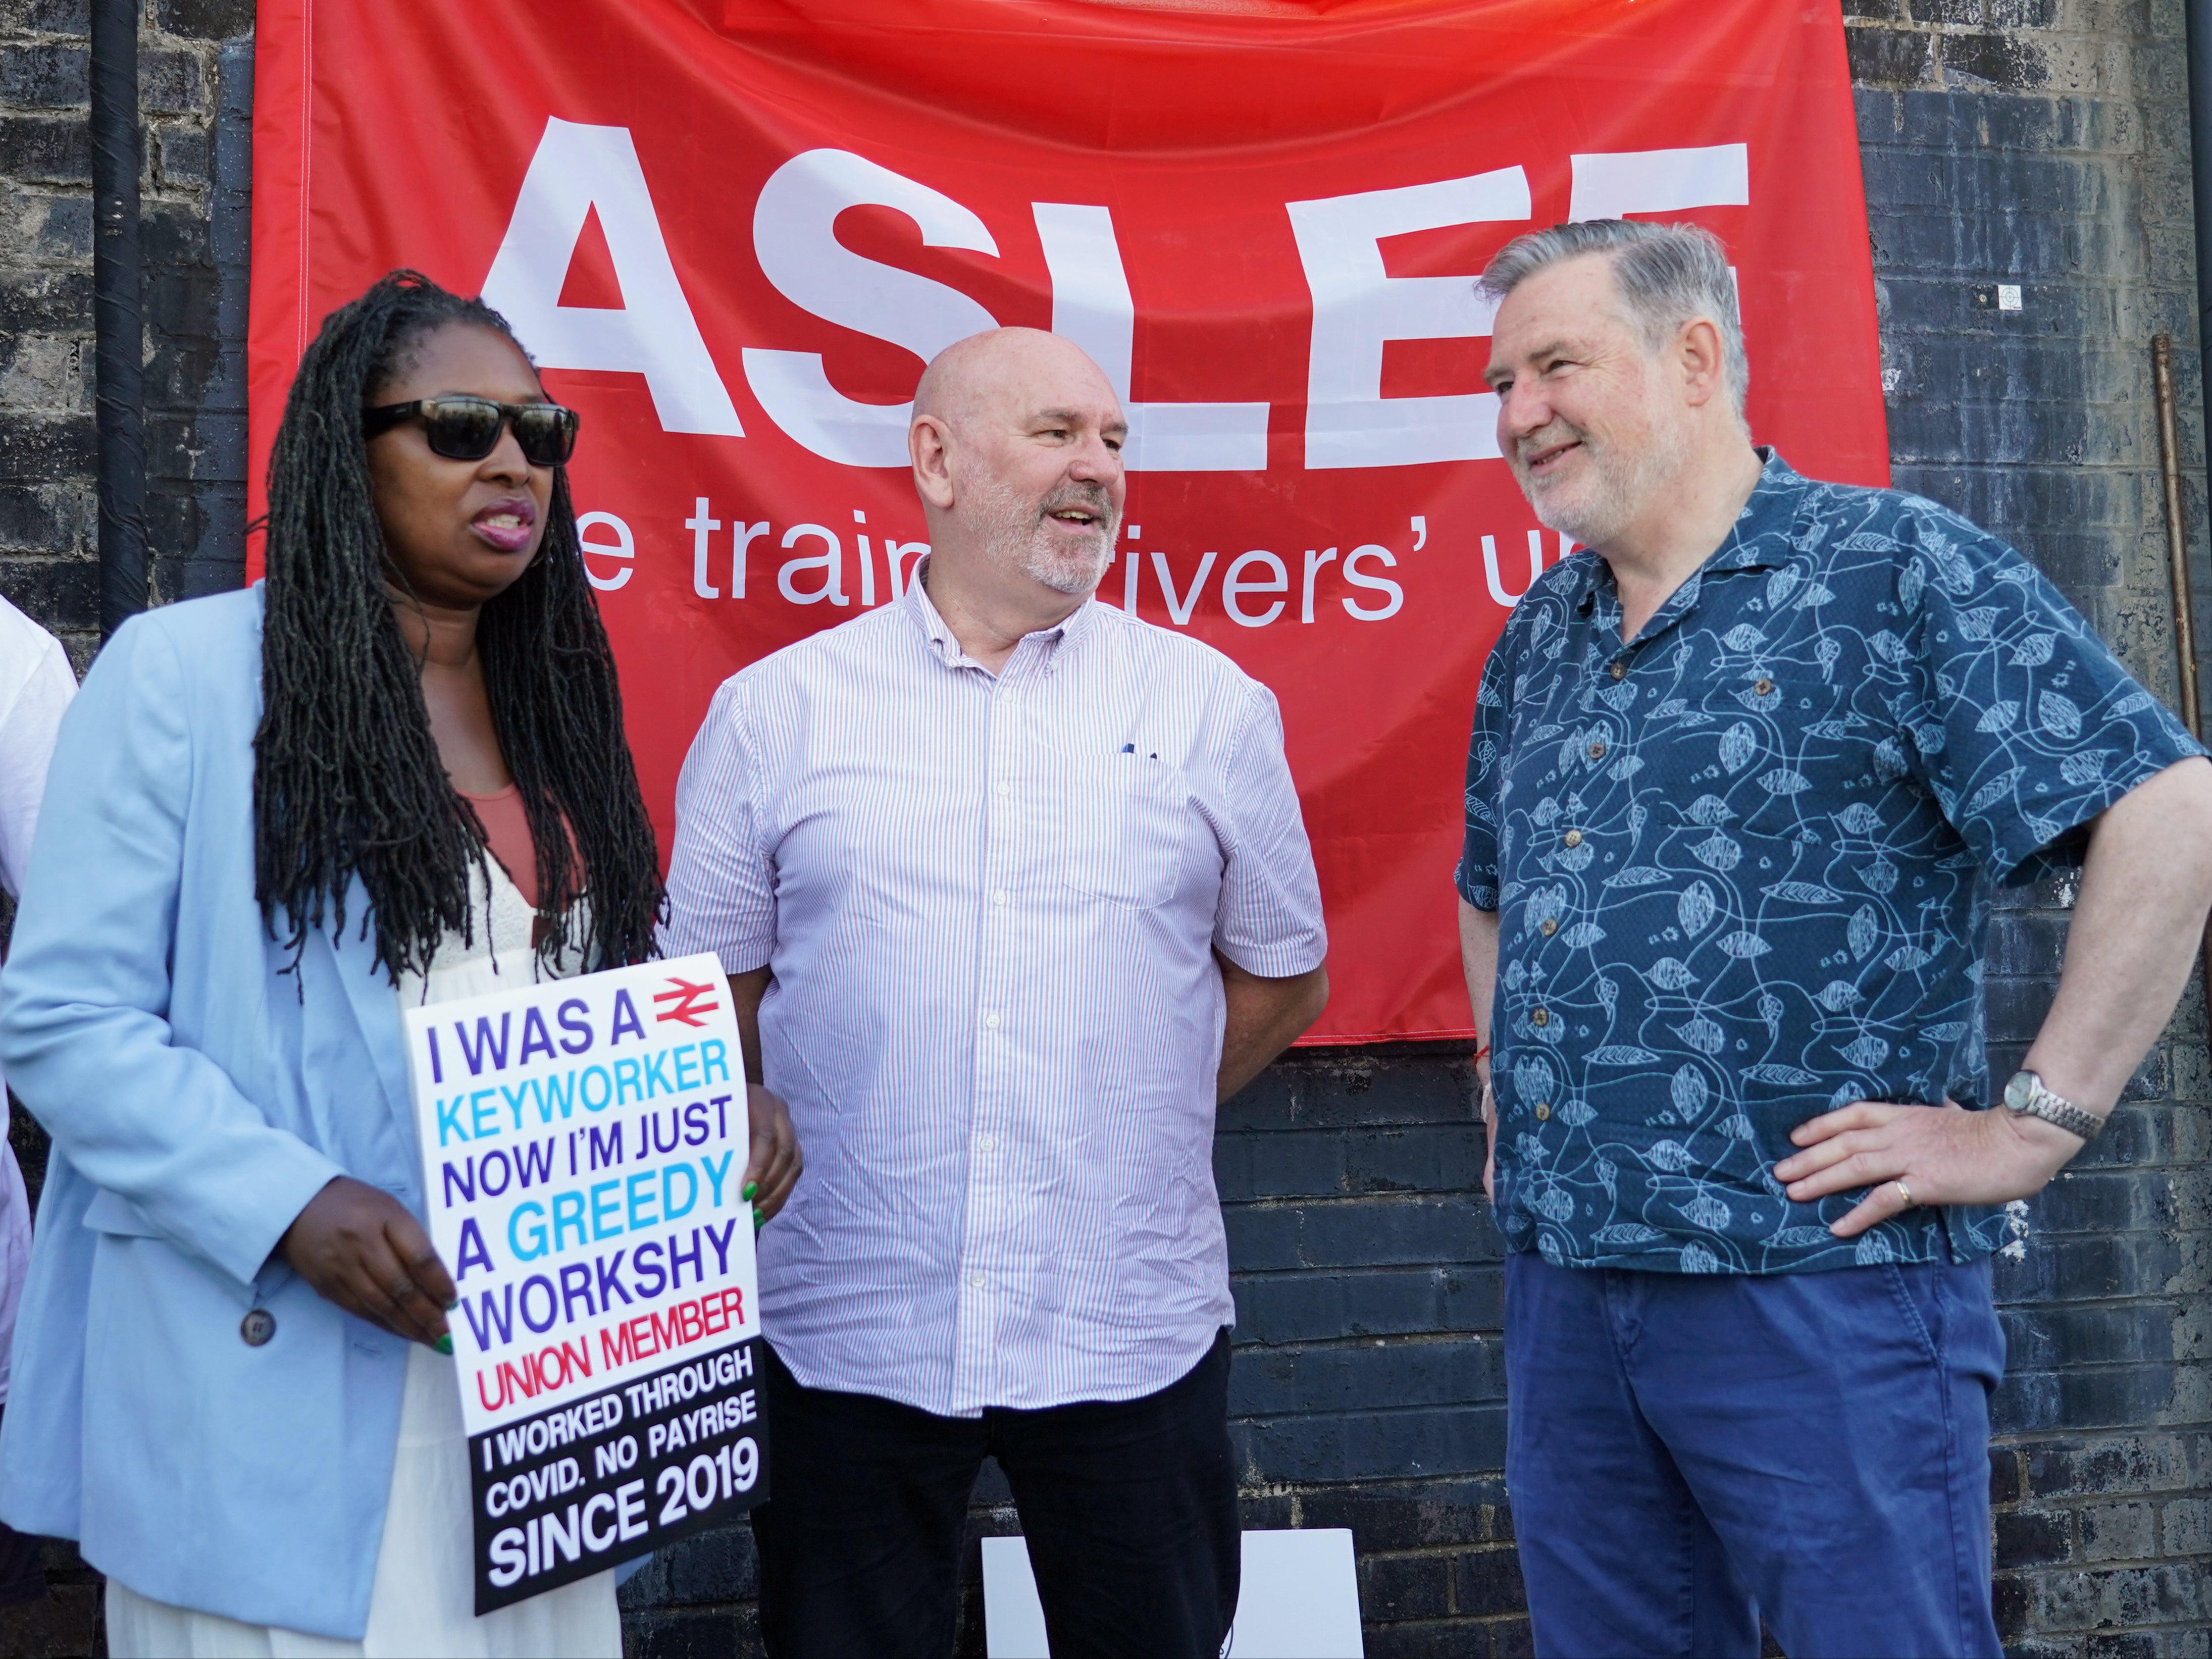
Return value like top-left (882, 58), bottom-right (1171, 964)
top-left (361, 396), bottom-right (581, 466)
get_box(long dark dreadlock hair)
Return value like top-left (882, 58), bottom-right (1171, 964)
top-left (255, 270), bottom-right (664, 983)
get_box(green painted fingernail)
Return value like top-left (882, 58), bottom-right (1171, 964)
top-left (742, 1181), bottom-right (758, 1202)
top-left (433, 1333), bottom-right (453, 1356)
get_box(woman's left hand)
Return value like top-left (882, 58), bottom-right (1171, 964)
top-left (1773, 1098), bottom-right (2086, 1238)
top-left (745, 1083), bottom-right (803, 1222)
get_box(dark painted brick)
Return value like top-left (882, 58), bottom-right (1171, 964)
top-left (1992, 1448), bottom-right (2024, 1505)
top-left (1453, 1545), bottom-right (1529, 1617)
top-left (1940, 30), bottom-right (2048, 90)
top-left (2001, 1303), bottom-right (2178, 1373)
top-left (0, 413), bottom-right (92, 482)
top-left (138, 47), bottom-right (203, 115)
top-left (1358, 1551), bottom-right (1452, 1621)
top-left (629, 1523), bottom-right (759, 1606)
top-left (152, 0), bottom-right (253, 36)
top-left (2028, 1168), bottom-right (2169, 1234)
top-left (1845, 24), bottom-right (1935, 87)
top-left (1214, 1128), bottom-right (1343, 1204)
top-left (0, 42), bottom-right (84, 107)
top-left (2027, 1564), bottom-right (2204, 1631)
top-left (627, 1606), bottom-right (762, 1659)
top-left (1293, 1054), bottom-right (1477, 1129)
top-left (1997, 1507), bottom-right (2074, 1568)
top-left (2025, 1437), bottom-right (2204, 1501)
top-left (0, 0), bottom-right (86, 28)
top-left (1298, 1195), bottom-right (1492, 1269)
top-left (0, 272), bottom-right (90, 334)
top-left (0, 112), bottom-right (86, 183)
top-left (0, 555), bottom-right (94, 632)
top-left (1996, 1365), bottom-right (2179, 1436)
top-left (0, 484), bottom-right (87, 552)
top-left (1229, 1337), bottom-right (1504, 1417)
top-left (1217, 1063), bottom-right (1296, 1132)
top-left (1994, 1234), bottom-right (2183, 1306)
top-left (1235, 1402), bottom-right (1508, 1483)
top-left (1291, 1477), bottom-right (1512, 1549)
top-left (1366, 1621), bottom-right (1499, 1659)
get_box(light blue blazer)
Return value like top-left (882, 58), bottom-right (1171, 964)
top-left (0, 586), bottom-right (441, 1639)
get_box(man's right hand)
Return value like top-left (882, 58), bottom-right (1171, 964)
top-left (279, 1176), bottom-right (455, 1347)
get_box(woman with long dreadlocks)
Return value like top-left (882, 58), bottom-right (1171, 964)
top-left (0, 272), bottom-right (801, 1655)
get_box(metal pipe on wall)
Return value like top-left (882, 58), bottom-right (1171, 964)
top-left (2193, 0), bottom-right (2212, 407)
top-left (2156, 336), bottom-right (2199, 740)
top-left (90, 0), bottom-right (145, 640)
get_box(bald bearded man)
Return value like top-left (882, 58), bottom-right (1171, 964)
top-left (661, 329), bottom-right (1330, 1659)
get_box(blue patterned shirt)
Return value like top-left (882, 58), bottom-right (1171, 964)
top-left (1456, 452), bottom-right (2202, 1274)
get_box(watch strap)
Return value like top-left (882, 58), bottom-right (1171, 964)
top-left (2006, 1071), bottom-right (2103, 1142)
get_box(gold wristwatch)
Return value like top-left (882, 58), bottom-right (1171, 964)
top-left (2001, 1070), bottom-right (2103, 1143)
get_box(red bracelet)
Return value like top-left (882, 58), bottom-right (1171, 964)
top-left (1473, 1043), bottom-right (1490, 1062)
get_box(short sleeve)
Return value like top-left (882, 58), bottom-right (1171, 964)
top-left (659, 680), bottom-right (780, 973)
top-left (1455, 630), bottom-right (1518, 910)
top-left (1211, 685), bottom-right (1327, 977)
top-left (1895, 512), bottom-right (2205, 883)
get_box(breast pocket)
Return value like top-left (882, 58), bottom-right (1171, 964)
top-left (1044, 751), bottom-right (1195, 911)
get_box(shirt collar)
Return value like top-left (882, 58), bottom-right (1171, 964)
top-left (900, 556), bottom-right (1099, 670)
top-left (1572, 447), bottom-right (1808, 621)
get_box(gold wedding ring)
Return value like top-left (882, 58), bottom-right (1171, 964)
top-left (1893, 1179), bottom-right (1916, 1209)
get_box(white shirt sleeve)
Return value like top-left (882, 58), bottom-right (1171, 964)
top-left (0, 624), bottom-right (76, 899)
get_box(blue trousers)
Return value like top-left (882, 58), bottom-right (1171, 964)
top-left (1505, 1253), bottom-right (2006, 1658)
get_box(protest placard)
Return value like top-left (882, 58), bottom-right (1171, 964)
top-left (402, 953), bottom-right (768, 1614)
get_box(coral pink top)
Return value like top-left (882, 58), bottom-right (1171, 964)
top-left (456, 785), bottom-right (546, 907)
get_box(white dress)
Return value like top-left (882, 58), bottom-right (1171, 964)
top-left (107, 864), bottom-right (621, 1659)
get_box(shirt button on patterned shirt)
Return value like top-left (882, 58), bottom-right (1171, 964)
top-left (1754, 677), bottom-right (1775, 696)
top-left (1531, 1007), bottom-right (1551, 1027)
top-left (1609, 661), bottom-right (1627, 681)
top-left (1562, 829), bottom-right (1583, 848)
top-left (1540, 917), bottom-right (1558, 936)
top-left (1587, 741), bottom-right (1608, 759)
top-left (1534, 1102), bottom-right (1552, 1121)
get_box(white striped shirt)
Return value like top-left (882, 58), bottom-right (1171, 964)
top-left (660, 567), bottom-right (1326, 1416)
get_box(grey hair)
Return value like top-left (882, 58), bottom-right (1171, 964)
top-left (1479, 220), bottom-right (1747, 420)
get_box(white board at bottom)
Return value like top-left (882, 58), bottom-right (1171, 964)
top-left (982, 1528), bottom-right (1364, 1658)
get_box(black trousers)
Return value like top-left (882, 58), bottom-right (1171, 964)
top-left (753, 1331), bottom-right (1239, 1659)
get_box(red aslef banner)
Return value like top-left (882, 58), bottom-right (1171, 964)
top-left (248, 0), bottom-right (1885, 1043)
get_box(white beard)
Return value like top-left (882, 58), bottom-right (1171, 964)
top-left (963, 472), bottom-right (1118, 596)
top-left (1514, 413), bottom-right (1686, 550)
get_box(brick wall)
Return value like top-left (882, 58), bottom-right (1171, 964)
top-left (0, 3), bottom-right (2206, 1657)
top-left (0, 0), bottom-right (247, 675)
top-left (1850, 2), bottom-right (2212, 1652)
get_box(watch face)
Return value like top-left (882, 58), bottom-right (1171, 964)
top-left (2004, 1071), bottom-right (2034, 1111)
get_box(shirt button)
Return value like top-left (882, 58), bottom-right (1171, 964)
top-left (1531, 1007), bottom-right (1551, 1028)
top-left (1534, 1102), bottom-right (1552, 1121)
top-left (993, 890), bottom-right (1008, 906)
top-left (1755, 677), bottom-right (1775, 696)
top-left (969, 1272), bottom-right (986, 1289)
top-left (1563, 830), bottom-right (1583, 849)
top-left (1587, 741), bottom-right (1608, 760)
top-left (996, 781), bottom-right (1010, 797)
top-left (1539, 918), bottom-right (1558, 936)
top-left (978, 1133), bottom-right (996, 1152)
top-left (984, 1012), bottom-right (1001, 1029)
top-left (1609, 661), bottom-right (1627, 681)
top-left (240, 1310), bottom-right (276, 1347)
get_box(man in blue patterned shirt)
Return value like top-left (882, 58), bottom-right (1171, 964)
top-left (1457, 220), bottom-right (2212, 1656)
